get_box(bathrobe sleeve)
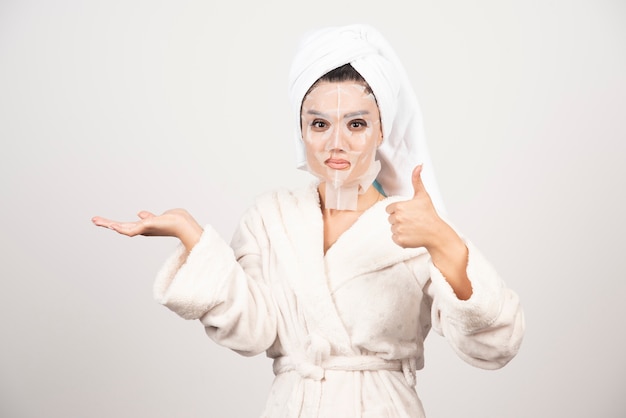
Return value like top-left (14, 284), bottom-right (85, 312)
top-left (153, 206), bottom-right (278, 357)
top-left (424, 240), bottom-right (525, 369)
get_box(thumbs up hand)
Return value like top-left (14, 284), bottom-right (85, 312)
top-left (385, 164), bottom-right (442, 249)
top-left (386, 164), bottom-right (473, 300)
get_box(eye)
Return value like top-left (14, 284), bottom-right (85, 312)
top-left (349, 119), bottom-right (367, 130)
top-left (311, 119), bottom-right (328, 130)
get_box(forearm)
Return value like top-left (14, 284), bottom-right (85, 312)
top-left (426, 222), bottom-right (472, 300)
top-left (177, 219), bottom-right (204, 252)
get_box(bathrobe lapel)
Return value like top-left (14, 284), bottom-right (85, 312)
top-left (255, 183), bottom-right (425, 354)
top-left (255, 183), bottom-right (352, 353)
top-left (323, 195), bottom-right (427, 291)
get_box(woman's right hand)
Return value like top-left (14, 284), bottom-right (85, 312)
top-left (92, 209), bottom-right (203, 252)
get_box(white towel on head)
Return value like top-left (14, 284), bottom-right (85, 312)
top-left (288, 24), bottom-right (446, 215)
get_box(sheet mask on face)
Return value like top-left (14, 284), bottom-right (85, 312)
top-left (301, 81), bottom-right (382, 211)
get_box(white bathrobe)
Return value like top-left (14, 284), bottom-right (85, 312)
top-left (154, 182), bottom-right (525, 417)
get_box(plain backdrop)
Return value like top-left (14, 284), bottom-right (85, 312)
top-left (1, 0), bottom-right (625, 417)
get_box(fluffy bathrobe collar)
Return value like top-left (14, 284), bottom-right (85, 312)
top-left (252, 181), bottom-right (426, 355)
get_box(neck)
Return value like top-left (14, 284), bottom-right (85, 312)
top-left (318, 182), bottom-right (382, 214)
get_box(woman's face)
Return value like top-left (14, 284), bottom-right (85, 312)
top-left (301, 81), bottom-right (382, 187)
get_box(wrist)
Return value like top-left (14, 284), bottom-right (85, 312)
top-left (425, 220), bottom-right (462, 257)
top-left (177, 215), bottom-right (203, 252)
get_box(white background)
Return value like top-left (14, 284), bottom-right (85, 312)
top-left (1, 0), bottom-right (625, 417)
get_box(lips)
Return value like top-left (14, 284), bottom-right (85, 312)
top-left (325, 158), bottom-right (351, 170)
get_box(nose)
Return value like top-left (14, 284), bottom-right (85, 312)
top-left (325, 126), bottom-right (349, 152)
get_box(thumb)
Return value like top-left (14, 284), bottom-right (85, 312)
top-left (137, 210), bottom-right (156, 220)
top-left (411, 164), bottom-right (426, 198)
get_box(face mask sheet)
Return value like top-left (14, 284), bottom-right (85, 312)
top-left (301, 83), bottom-right (382, 210)
top-left (320, 160), bottom-right (381, 210)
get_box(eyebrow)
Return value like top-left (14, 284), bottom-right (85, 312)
top-left (344, 110), bottom-right (370, 118)
top-left (306, 110), bottom-right (328, 117)
top-left (305, 110), bottom-right (371, 118)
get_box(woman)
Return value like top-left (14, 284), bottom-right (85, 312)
top-left (93, 24), bottom-right (524, 417)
